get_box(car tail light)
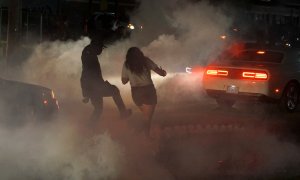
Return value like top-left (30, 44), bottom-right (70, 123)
top-left (205, 67), bottom-right (268, 80)
top-left (206, 69), bottom-right (228, 77)
top-left (42, 90), bottom-right (57, 106)
top-left (242, 71), bottom-right (268, 80)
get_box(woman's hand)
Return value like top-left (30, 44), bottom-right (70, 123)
top-left (155, 66), bottom-right (167, 77)
top-left (161, 68), bottom-right (167, 77)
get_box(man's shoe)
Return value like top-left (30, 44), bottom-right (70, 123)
top-left (120, 109), bottom-right (132, 119)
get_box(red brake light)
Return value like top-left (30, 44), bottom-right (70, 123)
top-left (206, 69), bottom-right (228, 76)
top-left (206, 70), bottom-right (218, 75)
top-left (242, 71), bottom-right (268, 80)
top-left (206, 68), bottom-right (268, 80)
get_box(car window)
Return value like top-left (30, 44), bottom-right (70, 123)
top-left (227, 50), bottom-right (284, 63)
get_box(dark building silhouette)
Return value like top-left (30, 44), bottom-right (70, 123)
top-left (0, 0), bottom-right (138, 66)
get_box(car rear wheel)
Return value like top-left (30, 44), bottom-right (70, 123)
top-left (280, 82), bottom-right (299, 112)
top-left (216, 98), bottom-right (235, 108)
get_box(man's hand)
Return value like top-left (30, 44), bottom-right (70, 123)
top-left (82, 97), bottom-right (89, 103)
top-left (122, 77), bottom-right (129, 84)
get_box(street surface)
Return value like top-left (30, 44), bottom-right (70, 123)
top-left (1, 74), bottom-right (300, 179)
top-left (60, 74), bottom-right (300, 179)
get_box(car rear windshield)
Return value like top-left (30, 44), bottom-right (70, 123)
top-left (229, 50), bottom-right (284, 63)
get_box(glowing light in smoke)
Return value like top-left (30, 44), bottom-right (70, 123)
top-left (186, 67), bottom-right (192, 74)
top-left (220, 35), bottom-right (226, 40)
top-left (128, 24), bottom-right (135, 30)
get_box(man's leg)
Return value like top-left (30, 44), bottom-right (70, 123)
top-left (102, 83), bottom-right (131, 118)
top-left (90, 97), bottom-right (103, 121)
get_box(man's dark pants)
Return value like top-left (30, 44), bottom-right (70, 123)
top-left (89, 81), bottom-right (126, 121)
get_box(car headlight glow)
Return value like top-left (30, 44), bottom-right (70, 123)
top-left (186, 67), bottom-right (192, 74)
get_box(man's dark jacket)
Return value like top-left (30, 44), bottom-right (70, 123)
top-left (80, 45), bottom-right (104, 98)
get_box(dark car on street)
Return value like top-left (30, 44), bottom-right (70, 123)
top-left (0, 77), bottom-right (59, 123)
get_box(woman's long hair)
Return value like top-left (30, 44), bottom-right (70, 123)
top-left (125, 47), bottom-right (148, 75)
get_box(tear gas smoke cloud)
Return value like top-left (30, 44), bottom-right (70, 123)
top-left (139, 1), bottom-right (231, 70)
top-left (0, 121), bottom-right (125, 180)
top-left (160, 130), bottom-right (300, 178)
top-left (21, 0), bottom-right (231, 102)
top-left (21, 38), bottom-right (90, 100)
top-left (1, 0), bottom-right (300, 179)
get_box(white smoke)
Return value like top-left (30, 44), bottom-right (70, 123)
top-left (21, 0), bottom-right (231, 102)
top-left (0, 121), bottom-right (124, 180)
top-left (130, 0), bottom-right (231, 71)
top-left (2, 0), bottom-right (299, 179)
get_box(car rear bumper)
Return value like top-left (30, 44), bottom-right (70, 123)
top-left (203, 77), bottom-right (270, 95)
top-left (205, 89), bottom-right (277, 103)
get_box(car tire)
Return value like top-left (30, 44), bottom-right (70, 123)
top-left (280, 82), bottom-right (300, 113)
top-left (216, 98), bottom-right (235, 108)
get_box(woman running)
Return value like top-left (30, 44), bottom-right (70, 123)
top-left (122, 47), bottom-right (167, 134)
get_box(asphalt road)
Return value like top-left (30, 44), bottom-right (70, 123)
top-left (151, 97), bottom-right (300, 179)
top-left (60, 75), bottom-right (300, 179)
top-left (2, 63), bottom-right (300, 179)
top-left (60, 73), bottom-right (300, 179)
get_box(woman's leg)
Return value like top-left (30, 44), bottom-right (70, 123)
top-left (139, 104), bottom-right (156, 120)
top-left (139, 104), bottom-right (156, 135)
